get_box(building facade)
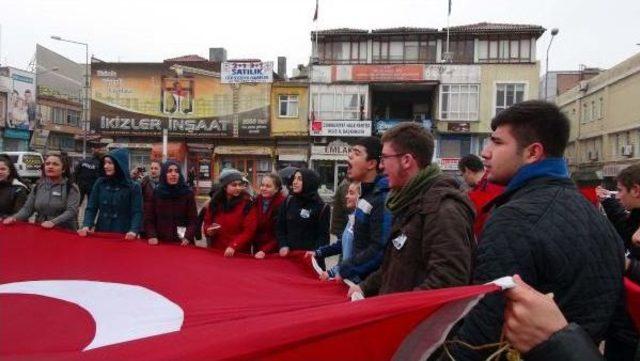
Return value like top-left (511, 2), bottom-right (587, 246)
top-left (309, 23), bottom-right (545, 193)
top-left (271, 80), bottom-right (310, 169)
top-left (90, 55), bottom-right (277, 187)
top-left (558, 52), bottom-right (640, 186)
top-left (0, 67), bottom-right (37, 151)
top-left (34, 44), bottom-right (87, 163)
top-left (540, 67), bottom-right (603, 103)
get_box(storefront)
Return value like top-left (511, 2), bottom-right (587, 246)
top-left (213, 145), bottom-right (274, 186)
top-left (3, 128), bottom-right (31, 151)
top-left (276, 144), bottom-right (309, 170)
top-left (310, 140), bottom-right (351, 199)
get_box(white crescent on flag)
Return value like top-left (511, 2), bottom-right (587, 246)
top-left (0, 280), bottom-right (184, 351)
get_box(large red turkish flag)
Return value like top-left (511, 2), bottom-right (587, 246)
top-left (1, 222), bottom-right (500, 360)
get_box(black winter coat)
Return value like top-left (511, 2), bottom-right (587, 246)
top-left (447, 177), bottom-right (625, 360)
top-left (276, 195), bottom-right (329, 252)
top-left (602, 197), bottom-right (640, 258)
top-left (524, 323), bottom-right (603, 361)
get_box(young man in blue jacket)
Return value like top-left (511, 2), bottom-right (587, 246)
top-left (311, 137), bottom-right (392, 283)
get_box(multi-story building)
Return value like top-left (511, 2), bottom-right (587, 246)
top-left (270, 66), bottom-right (310, 169)
top-left (90, 51), bottom-right (283, 187)
top-left (540, 67), bottom-right (603, 103)
top-left (309, 23), bottom-right (545, 194)
top-left (34, 44), bottom-right (88, 163)
top-left (0, 67), bottom-right (37, 151)
top-left (558, 52), bottom-right (640, 186)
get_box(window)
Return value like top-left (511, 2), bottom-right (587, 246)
top-left (319, 39), bottom-right (367, 63)
top-left (404, 41), bottom-right (419, 61)
top-left (581, 103), bottom-right (589, 124)
top-left (67, 110), bottom-right (80, 126)
top-left (599, 97), bottom-right (604, 119)
top-left (478, 38), bottom-right (532, 63)
top-left (52, 108), bottom-right (65, 125)
top-left (445, 39), bottom-right (474, 63)
top-left (438, 135), bottom-right (472, 158)
top-left (372, 36), bottom-right (437, 63)
top-left (38, 105), bottom-right (52, 125)
top-left (278, 95), bottom-right (299, 118)
top-left (440, 84), bottom-right (479, 121)
top-left (591, 100), bottom-right (596, 121)
top-left (315, 92), bottom-right (365, 121)
top-left (495, 83), bottom-right (525, 115)
top-left (389, 41), bottom-right (404, 61)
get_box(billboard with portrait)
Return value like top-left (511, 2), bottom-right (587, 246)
top-left (91, 62), bottom-right (270, 138)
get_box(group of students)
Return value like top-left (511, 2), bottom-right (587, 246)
top-left (3, 100), bottom-right (640, 360)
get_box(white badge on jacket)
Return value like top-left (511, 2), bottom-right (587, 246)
top-left (52, 191), bottom-right (62, 197)
top-left (300, 209), bottom-right (311, 219)
top-left (392, 234), bottom-right (407, 250)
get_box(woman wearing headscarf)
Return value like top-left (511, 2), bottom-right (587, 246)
top-left (78, 148), bottom-right (143, 239)
top-left (276, 168), bottom-right (330, 266)
top-left (202, 168), bottom-right (257, 257)
top-left (144, 161), bottom-right (197, 245)
top-left (3, 153), bottom-right (79, 230)
top-left (0, 154), bottom-right (29, 220)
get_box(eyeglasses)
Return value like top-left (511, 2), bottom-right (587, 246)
top-left (379, 153), bottom-right (407, 163)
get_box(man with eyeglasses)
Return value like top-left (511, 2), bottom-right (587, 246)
top-left (347, 123), bottom-right (475, 299)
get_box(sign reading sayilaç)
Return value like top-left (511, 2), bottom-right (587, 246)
top-left (221, 61), bottom-right (273, 84)
top-left (310, 120), bottom-right (372, 137)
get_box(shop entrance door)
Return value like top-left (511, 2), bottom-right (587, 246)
top-left (336, 163), bottom-right (348, 190)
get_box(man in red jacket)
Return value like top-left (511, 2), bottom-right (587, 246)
top-left (458, 154), bottom-right (504, 239)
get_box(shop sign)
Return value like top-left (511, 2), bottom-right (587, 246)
top-left (3, 128), bottom-right (31, 140)
top-left (238, 118), bottom-right (269, 137)
top-left (310, 66), bottom-right (332, 83)
top-left (312, 140), bottom-right (351, 156)
top-left (424, 65), bottom-right (481, 83)
top-left (221, 61), bottom-right (273, 84)
top-left (437, 157), bottom-right (461, 171)
top-left (447, 122), bottom-right (471, 133)
top-left (30, 129), bottom-right (50, 148)
top-left (375, 119), bottom-right (433, 135)
top-left (352, 65), bottom-right (424, 82)
top-left (310, 120), bottom-right (371, 137)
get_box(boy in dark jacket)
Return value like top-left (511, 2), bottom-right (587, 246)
top-left (444, 101), bottom-right (625, 360)
top-left (312, 136), bottom-right (392, 284)
top-left (596, 163), bottom-right (640, 360)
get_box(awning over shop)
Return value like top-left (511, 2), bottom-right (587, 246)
top-left (310, 154), bottom-right (348, 161)
top-left (213, 146), bottom-right (273, 157)
top-left (602, 163), bottom-right (631, 177)
top-left (277, 146), bottom-right (308, 162)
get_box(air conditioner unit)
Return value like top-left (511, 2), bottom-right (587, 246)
top-left (579, 81), bottom-right (589, 92)
top-left (622, 144), bottom-right (634, 157)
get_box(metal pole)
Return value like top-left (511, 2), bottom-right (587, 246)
top-left (162, 128), bottom-right (168, 162)
top-left (544, 29), bottom-right (559, 101)
top-left (83, 43), bottom-right (88, 158)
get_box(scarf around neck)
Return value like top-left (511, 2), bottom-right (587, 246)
top-left (386, 164), bottom-right (441, 215)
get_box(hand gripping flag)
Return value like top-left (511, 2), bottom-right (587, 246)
top-left (1, 223), bottom-right (505, 361)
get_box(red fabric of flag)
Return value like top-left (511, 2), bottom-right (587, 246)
top-left (0, 223), bottom-right (499, 360)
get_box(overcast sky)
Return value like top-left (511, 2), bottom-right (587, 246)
top-left (1, 0), bottom-right (638, 75)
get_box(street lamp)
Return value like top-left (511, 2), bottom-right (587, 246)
top-left (544, 28), bottom-right (559, 101)
top-left (51, 35), bottom-right (90, 159)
